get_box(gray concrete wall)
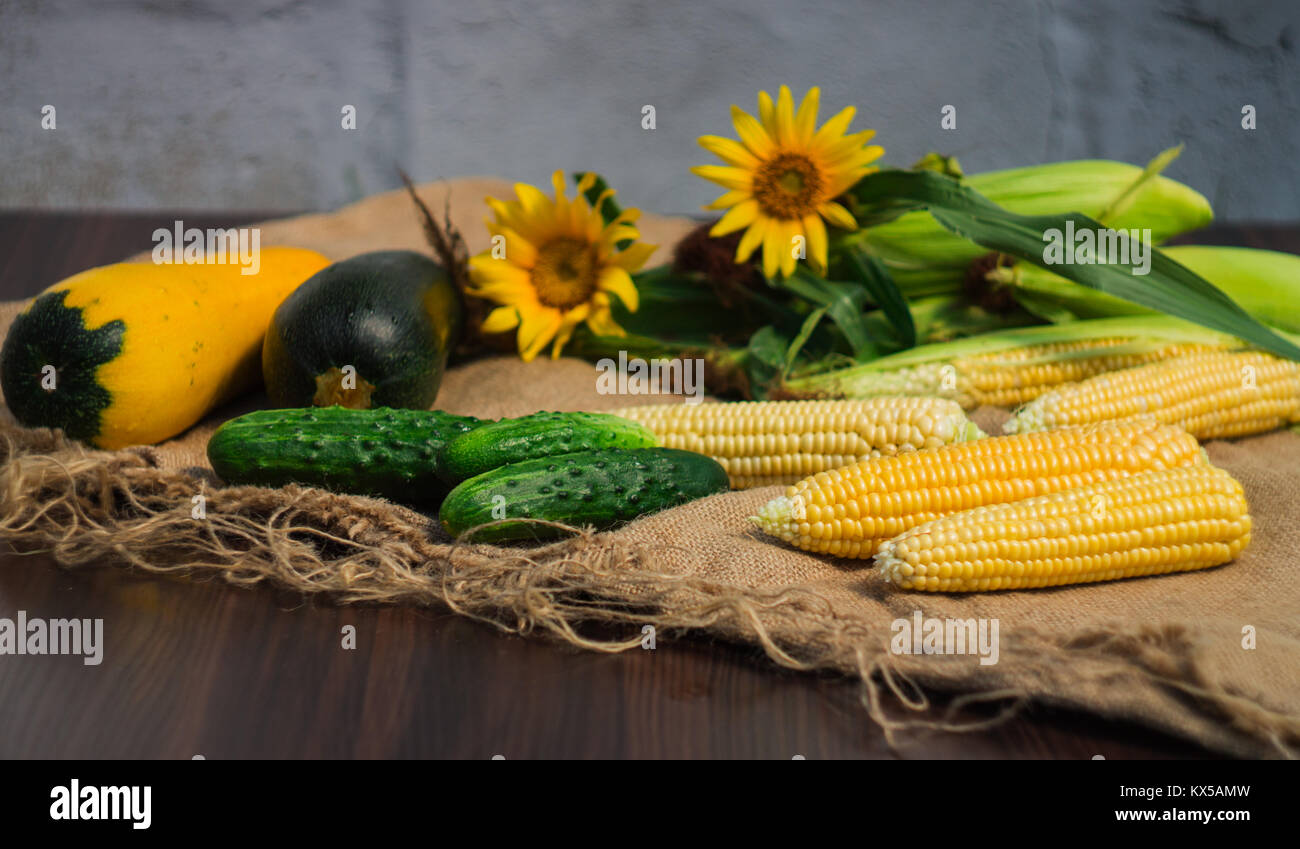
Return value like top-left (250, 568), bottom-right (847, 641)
top-left (1, 0), bottom-right (1296, 219)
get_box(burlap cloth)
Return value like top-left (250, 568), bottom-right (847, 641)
top-left (2, 178), bottom-right (1298, 758)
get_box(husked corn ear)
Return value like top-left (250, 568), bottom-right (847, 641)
top-left (781, 316), bottom-right (1241, 409)
top-left (848, 338), bottom-right (1229, 408)
top-left (1006, 350), bottom-right (1300, 439)
top-left (752, 418), bottom-right (1203, 559)
top-left (959, 340), bottom-right (1228, 407)
top-left (876, 464), bottom-right (1251, 592)
top-left (612, 398), bottom-right (983, 489)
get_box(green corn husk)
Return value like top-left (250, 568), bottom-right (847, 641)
top-left (858, 158), bottom-right (1213, 271)
top-left (780, 315), bottom-right (1242, 408)
top-left (992, 245), bottom-right (1300, 335)
top-left (871, 294), bottom-right (1041, 345)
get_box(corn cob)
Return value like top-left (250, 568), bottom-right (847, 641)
top-left (752, 418), bottom-right (1203, 558)
top-left (782, 316), bottom-right (1239, 409)
top-left (611, 398), bottom-right (983, 489)
top-left (1005, 350), bottom-right (1300, 439)
top-left (858, 158), bottom-right (1213, 271)
top-left (876, 464), bottom-right (1250, 592)
top-left (991, 245), bottom-right (1300, 335)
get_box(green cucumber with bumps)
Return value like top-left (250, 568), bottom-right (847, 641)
top-left (207, 406), bottom-right (486, 504)
top-left (439, 447), bottom-right (730, 541)
top-left (439, 410), bottom-right (659, 484)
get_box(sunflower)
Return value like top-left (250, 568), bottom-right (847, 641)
top-left (692, 85), bottom-right (884, 278)
top-left (469, 171), bottom-right (656, 361)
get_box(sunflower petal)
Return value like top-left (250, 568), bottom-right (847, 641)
top-left (698, 134), bottom-right (760, 169)
top-left (775, 85), bottom-right (797, 147)
top-left (735, 217), bottom-right (768, 264)
top-left (597, 265), bottom-right (639, 311)
top-left (794, 87), bottom-right (820, 146)
top-left (705, 189), bottom-right (752, 210)
top-left (517, 307), bottom-right (563, 362)
top-left (550, 304), bottom-right (591, 358)
top-left (691, 164), bottom-right (752, 191)
top-left (729, 105), bottom-right (775, 159)
top-left (486, 197), bottom-right (523, 232)
top-left (585, 304), bottom-right (627, 338)
top-left (811, 105), bottom-right (856, 147)
top-left (818, 200), bottom-right (858, 231)
top-left (757, 89), bottom-right (777, 136)
top-left (467, 279), bottom-right (533, 303)
top-left (492, 226), bottom-right (539, 268)
top-left (710, 199), bottom-right (760, 236)
top-left (779, 219), bottom-right (801, 277)
top-left (820, 131), bottom-right (879, 160)
top-left (602, 226), bottom-right (641, 248)
top-left (821, 168), bottom-right (870, 200)
top-left (802, 214), bottom-right (828, 274)
top-left (469, 257), bottom-right (531, 285)
top-left (481, 305), bottom-right (521, 334)
top-left (612, 241), bottom-right (657, 272)
top-left (514, 182), bottom-right (550, 216)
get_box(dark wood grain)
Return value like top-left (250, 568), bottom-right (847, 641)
top-left (1, 212), bottom-right (1272, 759)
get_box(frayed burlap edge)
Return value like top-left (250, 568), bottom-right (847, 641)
top-left (2, 425), bottom-right (1296, 758)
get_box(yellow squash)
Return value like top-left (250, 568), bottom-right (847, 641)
top-left (1, 247), bottom-right (331, 448)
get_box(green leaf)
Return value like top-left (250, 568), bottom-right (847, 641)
top-left (837, 248), bottom-right (916, 348)
top-left (782, 306), bottom-right (829, 380)
top-left (1096, 144), bottom-right (1182, 226)
top-left (747, 326), bottom-right (789, 370)
top-left (1010, 288), bottom-right (1084, 324)
top-left (777, 269), bottom-right (879, 359)
top-left (849, 169), bottom-right (1300, 361)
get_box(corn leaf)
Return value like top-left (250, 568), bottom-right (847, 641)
top-left (849, 169), bottom-right (1300, 361)
top-left (777, 269), bottom-right (879, 359)
top-left (838, 248), bottom-right (916, 348)
top-left (1096, 144), bottom-right (1183, 226)
top-left (782, 305), bottom-right (829, 380)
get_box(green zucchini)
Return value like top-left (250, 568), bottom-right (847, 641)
top-left (439, 447), bottom-right (729, 541)
top-left (261, 250), bottom-right (463, 410)
top-left (208, 406), bottom-right (485, 505)
top-left (439, 411), bottom-right (659, 484)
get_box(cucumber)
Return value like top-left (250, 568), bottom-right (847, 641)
top-left (439, 411), bottom-right (658, 484)
top-left (208, 406), bottom-right (485, 505)
top-left (438, 447), bottom-right (730, 541)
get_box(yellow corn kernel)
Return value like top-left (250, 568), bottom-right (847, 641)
top-left (1006, 350), bottom-right (1300, 439)
top-left (876, 464), bottom-right (1251, 592)
top-left (752, 418), bottom-right (1203, 558)
top-left (611, 397), bottom-right (983, 489)
top-left (781, 316), bottom-right (1240, 409)
top-left (957, 340), bottom-right (1228, 407)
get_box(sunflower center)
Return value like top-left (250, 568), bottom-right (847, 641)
top-left (752, 153), bottom-right (824, 220)
top-left (532, 238), bottom-right (598, 310)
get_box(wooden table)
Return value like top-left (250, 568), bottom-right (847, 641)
top-left (4, 211), bottom-right (1284, 760)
